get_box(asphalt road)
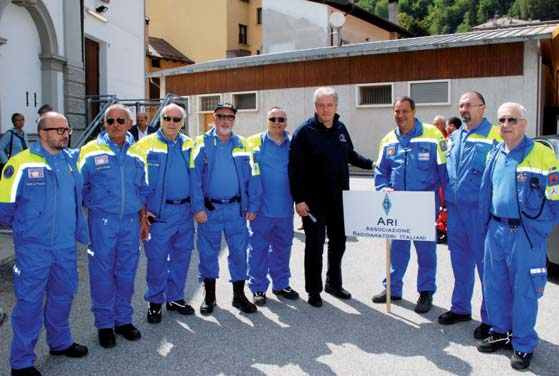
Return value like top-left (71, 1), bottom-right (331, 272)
top-left (1, 176), bottom-right (558, 375)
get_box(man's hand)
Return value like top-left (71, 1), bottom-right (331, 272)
top-left (246, 211), bottom-right (256, 221)
top-left (140, 219), bottom-right (149, 241)
top-left (295, 202), bottom-right (309, 217)
top-left (195, 210), bottom-right (208, 224)
top-left (382, 187), bottom-right (394, 192)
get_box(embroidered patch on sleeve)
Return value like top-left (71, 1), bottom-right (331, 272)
top-left (439, 139), bottom-right (448, 152)
top-left (3, 165), bottom-right (14, 179)
top-left (548, 172), bottom-right (559, 186)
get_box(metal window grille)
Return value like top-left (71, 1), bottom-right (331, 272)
top-left (199, 95), bottom-right (220, 112)
top-left (359, 85), bottom-right (392, 105)
top-left (233, 93), bottom-right (256, 110)
top-left (410, 81), bottom-right (449, 104)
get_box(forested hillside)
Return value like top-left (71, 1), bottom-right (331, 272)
top-left (356, 0), bottom-right (559, 36)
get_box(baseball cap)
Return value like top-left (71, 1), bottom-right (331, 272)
top-left (214, 102), bottom-right (237, 114)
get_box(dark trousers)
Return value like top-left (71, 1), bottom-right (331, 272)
top-left (302, 205), bottom-right (346, 294)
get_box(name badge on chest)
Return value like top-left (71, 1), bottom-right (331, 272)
top-left (418, 152), bottom-right (430, 161)
top-left (94, 155), bottom-right (109, 166)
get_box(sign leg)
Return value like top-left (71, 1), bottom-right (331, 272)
top-left (386, 238), bottom-right (391, 313)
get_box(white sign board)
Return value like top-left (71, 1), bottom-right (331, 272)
top-left (343, 191), bottom-right (436, 242)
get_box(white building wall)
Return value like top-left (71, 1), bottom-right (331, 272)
top-left (84, 0), bottom-right (145, 100)
top-left (0, 0), bottom-right (65, 132)
top-left (184, 74), bottom-right (534, 161)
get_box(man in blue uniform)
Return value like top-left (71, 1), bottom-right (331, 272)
top-left (0, 112), bottom-right (89, 376)
top-left (289, 87), bottom-right (373, 308)
top-left (78, 104), bottom-right (149, 348)
top-left (191, 102), bottom-right (261, 315)
top-left (438, 91), bottom-right (501, 339)
top-left (133, 103), bottom-right (196, 323)
top-left (247, 107), bottom-right (299, 305)
top-left (476, 102), bottom-right (559, 370)
top-left (372, 96), bottom-right (448, 314)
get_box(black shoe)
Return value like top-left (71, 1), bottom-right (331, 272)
top-left (437, 231), bottom-right (447, 244)
top-left (200, 299), bottom-right (216, 315)
top-left (253, 292), bottom-right (267, 306)
top-left (166, 299), bottom-right (195, 315)
top-left (511, 351), bottom-right (533, 370)
top-left (438, 311), bottom-right (472, 325)
top-left (114, 324), bottom-right (141, 341)
top-left (308, 293), bottom-right (322, 307)
top-left (476, 331), bottom-right (512, 353)
top-left (324, 285), bottom-right (352, 300)
top-left (11, 367), bottom-right (41, 376)
top-left (232, 281), bottom-right (257, 314)
top-left (414, 291), bottom-right (433, 313)
top-left (49, 343), bottom-right (88, 358)
top-left (272, 286), bottom-right (299, 300)
top-left (200, 278), bottom-right (216, 315)
top-left (147, 302), bottom-right (162, 323)
top-left (473, 323), bottom-right (492, 339)
top-left (371, 290), bottom-right (402, 304)
top-left (98, 328), bottom-right (116, 348)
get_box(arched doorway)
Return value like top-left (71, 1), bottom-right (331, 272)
top-left (0, 0), bottom-right (63, 134)
top-left (0, 3), bottom-right (42, 131)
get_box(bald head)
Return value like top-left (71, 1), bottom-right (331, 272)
top-left (37, 112), bottom-right (71, 154)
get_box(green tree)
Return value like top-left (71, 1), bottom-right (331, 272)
top-left (511, 0), bottom-right (559, 21)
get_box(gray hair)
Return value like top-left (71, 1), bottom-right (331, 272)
top-left (313, 87), bottom-right (338, 105)
top-left (498, 102), bottom-right (527, 119)
top-left (104, 103), bottom-right (132, 121)
top-left (160, 103), bottom-right (186, 122)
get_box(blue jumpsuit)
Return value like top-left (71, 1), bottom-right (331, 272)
top-left (444, 118), bottom-right (501, 322)
top-left (190, 128), bottom-right (261, 282)
top-left (375, 119), bottom-right (448, 296)
top-left (480, 137), bottom-right (559, 353)
top-left (247, 131), bottom-right (294, 293)
top-left (131, 130), bottom-right (195, 304)
top-left (0, 142), bottom-right (88, 370)
top-left (78, 131), bottom-right (148, 329)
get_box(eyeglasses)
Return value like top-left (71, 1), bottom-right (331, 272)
top-left (42, 127), bottom-right (73, 135)
top-left (162, 115), bottom-right (183, 123)
top-left (498, 117), bottom-right (524, 125)
top-left (215, 114), bottom-right (235, 121)
top-left (106, 117), bottom-right (126, 125)
top-left (459, 103), bottom-right (484, 109)
top-left (269, 117), bottom-right (286, 123)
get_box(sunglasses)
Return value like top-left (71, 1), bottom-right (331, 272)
top-left (498, 117), bottom-right (523, 125)
top-left (215, 114), bottom-right (235, 121)
top-left (269, 117), bottom-right (286, 123)
top-left (163, 115), bottom-right (183, 123)
top-left (106, 117), bottom-right (126, 125)
top-left (42, 127), bottom-right (73, 135)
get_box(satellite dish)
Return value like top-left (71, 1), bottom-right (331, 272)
top-left (329, 12), bottom-right (345, 30)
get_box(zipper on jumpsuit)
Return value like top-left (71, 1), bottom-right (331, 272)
top-left (51, 165), bottom-right (57, 245)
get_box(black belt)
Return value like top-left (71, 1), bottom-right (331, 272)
top-left (209, 196), bottom-right (241, 204)
top-left (492, 215), bottom-right (520, 228)
top-left (166, 197), bottom-right (190, 205)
